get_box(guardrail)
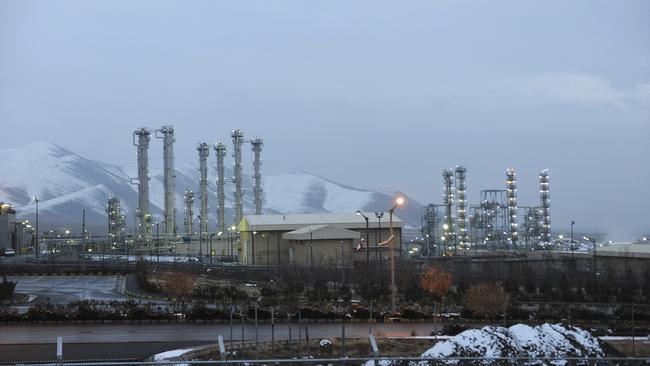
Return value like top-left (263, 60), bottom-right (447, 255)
top-left (8, 356), bottom-right (650, 366)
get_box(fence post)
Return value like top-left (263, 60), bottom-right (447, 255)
top-left (56, 336), bottom-right (63, 365)
top-left (369, 333), bottom-right (379, 366)
top-left (218, 335), bottom-right (225, 361)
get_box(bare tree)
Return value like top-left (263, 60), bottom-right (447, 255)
top-left (420, 265), bottom-right (453, 315)
top-left (465, 282), bottom-right (510, 321)
top-left (160, 271), bottom-right (196, 312)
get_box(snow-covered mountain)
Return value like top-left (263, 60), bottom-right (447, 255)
top-left (0, 142), bottom-right (423, 232)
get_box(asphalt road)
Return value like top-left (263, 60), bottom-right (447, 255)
top-left (0, 322), bottom-right (441, 344)
top-left (7, 275), bottom-right (126, 305)
top-left (0, 341), bottom-right (209, 363)
top-left (0, 322), bottom-right (441, 362)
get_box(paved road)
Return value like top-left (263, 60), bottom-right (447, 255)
top-left (0, 341), bottom-right (209, 363)
top-left (0, 322), bottom-right (441, 362)
top-left (7, 275), bottom-right (126, 304)
top-left (0, 322), bottom-right (441, 344)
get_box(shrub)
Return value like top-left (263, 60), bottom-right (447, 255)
top-left (0, 276), bottom-right (16, 300)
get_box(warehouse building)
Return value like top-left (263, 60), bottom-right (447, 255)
top-left (237, 213), bottom-right (404, 267)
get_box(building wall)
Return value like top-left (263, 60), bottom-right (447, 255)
top-left (288, 238), bottom-right (355, 268)
top-left (240, 226), bottom-right (402, 267)
top-left (0, 212), bottom-right (16, 250)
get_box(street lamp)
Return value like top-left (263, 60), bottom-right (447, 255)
top-left (374, 211), bottom-right (384, 262)
top-left (32, 196), bottom-right (39, 258)
top-left (356, 210), bottom-right (370, 265)
top-left (209, 232), bottom-right (218, 265)
top-left (570, 220), bottom-right (575, 257)
top-left (252, 231), bottom-right (257, 266)
top-left (156, 222), bottom-right (160, 264)
top-left (387, 197), bottom-right (404, 312)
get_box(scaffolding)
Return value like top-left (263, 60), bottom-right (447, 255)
top-left (442, 169), bottom-right (455, 255)
top-left (506, 169), bottom-right (518, 249)
top-left (455, 166), bottom-right (468, 251)
top-left (214, 142), bottom-right (227, 234)
top-left (156, 125), bottom-right (176, 240)
top-left (539, 169), bottom-right (551, 245)
top-left (476, 190), bottom-right (509, 250)
top-left (197, 143), bottom-right (210, 240)
top-left (250, 137), bottom-right (263, 215)
top-left (521, 206), bottom-right (542, 248)
top-left (106, 196), bottom-right (126, 246)
top-left (183, 191), bottom-right (194, 238)
top-left (132, 128), bottom-right (152, 244)
top-left (231, 129), bottom-right (244, 226)
top-left (421, 204), bottom-right (443, 257)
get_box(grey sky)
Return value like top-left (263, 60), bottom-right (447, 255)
top-left (1, 0), bottom-right (649, 237)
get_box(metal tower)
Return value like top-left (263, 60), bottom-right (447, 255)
top-left (198, 143), bottom-right (210, 239)
top-left (250, 137), bottom-right (263, 215)
top-left (539, 169), bottom-right (551, 245)
top-left (454, 166), bottom-right (468, 250)
top-left (506, 169), bottom-right (518, 249)
top-left (421, 204), bottom-right (442, 257)
top-left (132, 128), bottom-right (152, 243)
top-left (521, 206), bottom-right (542, 248)
top-left (479, 190), bottom-right (509, 250)
top-left (231, 129), bottom-right (244, 225)
top-left (214, 142), bottom-right (227, 234)
top-left (156, 125), bottom-right (176, 240)
top-left (442, 169), bottom-right (455, 255)
top-left (183, 191), bottom-right (194, 237)
top-left (106, 196), bottom-right (126, 246)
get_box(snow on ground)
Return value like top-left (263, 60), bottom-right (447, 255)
top-left (153, 346), bottom-right (195, 361)
top-left (364, 323), bottom-right (603, 366)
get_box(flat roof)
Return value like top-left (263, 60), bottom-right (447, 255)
top-left (283, 224), bottom-right (361, 241)
top-left (243, 212), bottom-right (403, 231)
top-left (596, 243), bottom-right (650, 259)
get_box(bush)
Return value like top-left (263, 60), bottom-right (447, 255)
top-left (135, 261), bottom-right (160, 293)
top-left (0, 276), bottom-right (16, 300)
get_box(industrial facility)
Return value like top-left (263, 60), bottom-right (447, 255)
top-left (124, 126), bottom-right (266, 258)
top-left (421, 167), bottom-right (553, 256)
top-left (237, 213), bottom-right (403, 267)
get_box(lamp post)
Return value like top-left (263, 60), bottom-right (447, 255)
top-left (252, 231), bottom-right (257, 266)
top-left (156, 222), bottom-right (160, 264)
top-left (356, 210), bottom-right (370, 265)
top-left (197, 215), bottom-right (202, 263)
top-left (570, 220), bottom-right (575, 258)
top-left (309, 229), bottom-right (314, 271)
top-left (230, 225), bottom-right (237, 259)
top-left (32, 196), bottom-right (39, 258)
top-left (388, 197), bottom-right (404, 312)
top-left (374, 212), bottom-right (383, 262)
top-left (209, 233), bottom-right (218, 265)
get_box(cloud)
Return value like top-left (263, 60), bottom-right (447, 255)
top-left (495, 73), bottom-right (650, 108)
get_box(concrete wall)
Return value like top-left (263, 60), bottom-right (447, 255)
top-left (240, 227), bottom-right (402, 267)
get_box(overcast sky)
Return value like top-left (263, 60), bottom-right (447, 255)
top-left (1, 0), bottom-right (648, 238)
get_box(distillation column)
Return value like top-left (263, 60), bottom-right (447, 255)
top-left (106, 196), bottom-right (126, 246)
top-left (198, 143), bottom-right (210, 240)
top-left (539, 169), bottom-right (551, 245)
top-left (250, 137), bottom-right (263, 215)
top-left (214, 143), bottom-right (227, 234)
top-left (442, 169), bottom-right (455, 254)
top-left (133, 128), bottom-right (152, 244)
top-left (183, 191), bottom-right (194, 237)
top-left (231, 129), bottom-right (244, 225)
top-left (506, 169), bottom-right (518, 249)
top-left (157, 126), bottom-right (176, 240)
top-left (454, 166), bottom-right (468, 251)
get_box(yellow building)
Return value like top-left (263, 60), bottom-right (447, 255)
top-left (237, 213), bottom-right (404, 267)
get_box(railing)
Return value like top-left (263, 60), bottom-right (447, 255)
top-left (7, 356), bottom-right (650, 366)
